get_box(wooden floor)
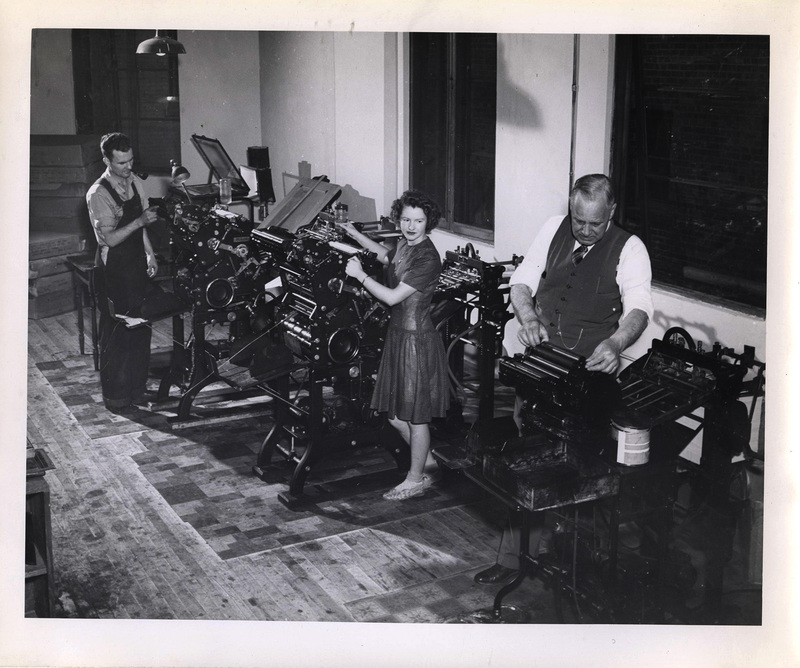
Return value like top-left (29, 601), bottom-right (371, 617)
top-left (26, 308), bottom-right (558, 623)
top-left (26, 307), bottom-right (763, 625)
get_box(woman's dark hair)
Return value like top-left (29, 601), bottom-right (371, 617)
top-left (390, 190), bottom-right (442, 233)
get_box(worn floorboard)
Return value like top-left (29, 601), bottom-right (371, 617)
top-left (25, 307), bottom-right (762, 625)
top-left (25, 309), bottom-right (523, 623)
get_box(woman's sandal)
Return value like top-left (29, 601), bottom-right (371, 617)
top-left (383, 478), bottom-right (425, 501)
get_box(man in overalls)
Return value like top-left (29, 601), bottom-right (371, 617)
top-left (86, 132), bottom-right (159, 411)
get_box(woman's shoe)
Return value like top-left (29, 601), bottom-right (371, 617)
top-left (383, 478), bottom-right (425, 501)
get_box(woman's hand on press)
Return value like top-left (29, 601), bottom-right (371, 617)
top-left (337, 221), bottom-right (359, 237)
top-left (345, 256), bottom-right (364, 281)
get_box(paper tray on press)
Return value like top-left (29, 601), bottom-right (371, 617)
top-left (481, 437), bottom-right (620, 512)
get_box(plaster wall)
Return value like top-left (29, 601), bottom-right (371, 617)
top-left (28, 28), bottom-right (767, 368)
top-left (258, 31), bottom-right (394, 220)
top-left (30, 29), bottom-right (76, 135)
top-left (178, 31), bottom-right (263, 190)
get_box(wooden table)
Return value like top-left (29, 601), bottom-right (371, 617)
top-left (433, 420), bottom-right (689, 622)
top-left (66, 254), bottom-right (99, 370)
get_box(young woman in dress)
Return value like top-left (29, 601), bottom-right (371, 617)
top-left (338, 190), bottom-right (450, 501)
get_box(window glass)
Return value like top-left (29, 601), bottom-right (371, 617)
top-left (612, 35), bottom-right (768, 310)
top-left (73, 29), bottom-right (181, 175)
top-left (410, 33), bottom-right (497, 241)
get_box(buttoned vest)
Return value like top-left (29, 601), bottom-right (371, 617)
top-left (535, 215), bottom-right (630, 357)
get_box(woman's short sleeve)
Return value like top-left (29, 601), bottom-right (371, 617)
top-left (400, 244), bottom-right (441, 292)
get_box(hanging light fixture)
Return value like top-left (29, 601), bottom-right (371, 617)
top-left (136, 30), bottom-right (186, 56)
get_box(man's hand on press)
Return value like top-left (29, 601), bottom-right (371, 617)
top-left (586, 338), bottom-right (622, 375)
top-left (140, 206), bottom-right (159, 227)
top-left (146, 254), bottom-right (159, 278)
top-left (517, 317), bottom-right (549, 349)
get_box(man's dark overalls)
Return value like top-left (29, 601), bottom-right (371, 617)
top-left (95, 179), bottom-right (151, 409)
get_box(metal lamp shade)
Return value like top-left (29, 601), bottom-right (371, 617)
top-left (136, 31), bottom-right (186, 55)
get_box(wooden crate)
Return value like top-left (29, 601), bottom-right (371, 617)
top-left (29, 271), bottom-right (73, 298)
top-left (29, 216), bottom-right (95, 237)
top-left (29, 182), bottom-right (89, 198)
top-left (30, 196), bottom-right (90, 220)
top-left (30, 134), bottom-right (102, 167)
top-left (29, 231), bottom-right (82, 261)
top-left (29, 135), bottom-right (104, 236)
top-left (30, 162), bottom-right (104, 185)
top-left (28, 288), bottom-right (75, 319)
top-left (29, 254), bottom-right (74, 279)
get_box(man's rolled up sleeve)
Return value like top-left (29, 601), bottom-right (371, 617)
top-left (87, 188), bottom-right (118, 247)
top-left (508, 214), bottom-right (564, 294)
top-left (617, 236), bottom-right (654, 320)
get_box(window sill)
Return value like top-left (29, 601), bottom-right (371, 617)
top-left (443, 221), bottom-right (494, 245)
top-left (432, 226), bottom-right (494, 250)
top-left (652, 280), bottom-right (766, 320)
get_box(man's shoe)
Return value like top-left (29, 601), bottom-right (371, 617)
top-left (131, 390), bottom-right (157, 407)
top-left (106, 403), bottom-right (137, 415)
top-left (473, 564), bottom-right (518, 585)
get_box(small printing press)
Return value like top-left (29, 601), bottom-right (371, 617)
top-left (436, 245), bottom-right (519, 422)
top-left (248, 212), bottom-right (404, 506)
top-left (155, 200), bottom-right (274, 420)
top-left (437, 329), bottom-right (764, 623)
top-left (155, 176), bottom-right (518, 506)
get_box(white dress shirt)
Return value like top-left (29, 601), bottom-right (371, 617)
top-left (504, 214), bottom-right (654, 356)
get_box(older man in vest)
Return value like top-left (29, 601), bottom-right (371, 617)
top-left (475, 173), bottom-right (654, 585)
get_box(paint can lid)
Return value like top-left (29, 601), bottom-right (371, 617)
top-left (610, 410), bottom-right (651, 431)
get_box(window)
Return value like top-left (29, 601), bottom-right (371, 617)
top-left (409, 33), bottom-right (497, 242)
top-left (72, 29), bottom-right (181, 175)
top-left (611, 35), bottom-right (768, 310)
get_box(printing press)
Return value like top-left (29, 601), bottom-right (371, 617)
top-left (247, 212), bottom-right (409, 506)
top-left (248, 207), bottom-right (524, 504)
top-left (154, 176), bottom-right (383, 423)
top-left (433, 328), bottom-right (765, 623)
top-left (252, 216), bottom-right (388, 368)
top-left (435, 245), bottom-right (519, 422)
top-left (150, 173), bottom-right (522, 504)
top-left (152, 197), bottom-right (280, 422)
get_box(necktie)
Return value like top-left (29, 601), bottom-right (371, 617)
top-left (572, 244), bottom-right (589, 266)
